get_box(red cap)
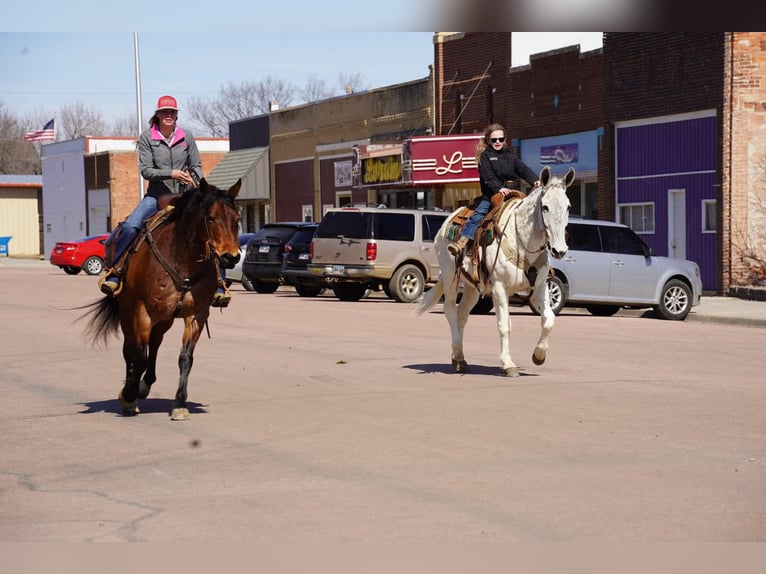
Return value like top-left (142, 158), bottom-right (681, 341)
top-left (156, 95), bottom-right (178, 111)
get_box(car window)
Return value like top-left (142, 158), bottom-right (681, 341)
top-left (601, 226), bottom-right (647, 255)
top-left (253, 226), bottom-right (300, 242)
top-left (567, 223), bottom-right (602, 252)
top-left (289, 228), bottom-right (317, 244)
top-left (315, 212), bottom-right (372, 239)
top-left (375, 213), bottom-right (414, 241)
top-left (422, 214), bottom-right (448, 242)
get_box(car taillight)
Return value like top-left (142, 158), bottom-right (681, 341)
top-left (366, 242), bottom-right (377, 261)
top-left (310, 240), bottom-right (314, 259)
top-left (285, 244), bottom-right (294, 253)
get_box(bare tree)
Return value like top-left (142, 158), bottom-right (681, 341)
top-left (337, 72), bottom-right (367, 95)
top-left (111, 113), bottom-right (139, 137)
top-left (187, 77), bottom-right (297, 136)
top-left (0, 104), bottom-right (42, 174)
top-left (60, 102), bottom-right (106, 138)
top-left (299, 76), bottom-right (336, 103)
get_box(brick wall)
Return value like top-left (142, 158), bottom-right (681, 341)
top-left (725, 32), bottom-right (766, 288)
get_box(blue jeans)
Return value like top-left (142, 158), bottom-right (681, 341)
top-left (104, 195), bottom-right (158, 268)
top-left (460, 196), bottom-right (491, 240)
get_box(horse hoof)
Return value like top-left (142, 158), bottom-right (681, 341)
top-left (118, 390), bottom-right (139, 415)
top-left (532, 349), bottom-right (546, 366)
top-left (452, 359), bottom-right (468, 373)
top-left (504, 366), bottom-right (520, 377)
top-left (170, 408), bottom-right (190, 421)
top-left (137, 380), bottom-right (152, 400)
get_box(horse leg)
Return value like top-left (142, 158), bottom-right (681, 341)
top-left (170, 315), bottom-right (206, 421)
top-left (441, 281), bottom-right (468, 372)
top-left (529, 269), bottom-right (554, 366)
top-left (138, 320), bottom-right (172, 399)
top-left (493, 285), bottom-right (519, 377)
top-left (118, 336), bottom-right (148, 414)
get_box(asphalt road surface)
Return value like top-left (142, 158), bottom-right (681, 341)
top-left (1, 264), bottom-right (765, 543)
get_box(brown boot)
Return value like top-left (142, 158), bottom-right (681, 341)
top-left (448, 236), bottom-right (470, 256)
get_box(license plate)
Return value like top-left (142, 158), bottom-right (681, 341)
top-left (259, 245), bottom-right (270, 253)
top-left (332, 265), bottom-right (345, 274)
top-left (298, 253), bottom-right (309, 260)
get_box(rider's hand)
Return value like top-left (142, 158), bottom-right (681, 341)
top-left (171, 169), bottom-right (194, 187)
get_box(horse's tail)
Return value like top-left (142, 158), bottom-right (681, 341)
top-left (415, 274), bottom-right (444, 317)
top-left (80, 297), bottom-right (121, 347)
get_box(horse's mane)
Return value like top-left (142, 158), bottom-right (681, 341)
top-left (172, 184), bottom-right (234, 235)
top-left (164, 184), bottom-right (234, 261)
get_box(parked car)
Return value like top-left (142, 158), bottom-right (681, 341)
top-left (307, 207), bottom-right (448, 302)
top-left (472, 217), bottom-right (703, 320)
top-left (280, 223), bottom-right (323, 297)
top-left (226, 233), bottom-right (257, 291)
top-left (242, 222), bottom-right (315, 294)
top-left (49, 233), bottom-right (109, 275)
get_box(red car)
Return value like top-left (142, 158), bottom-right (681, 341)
top-left (50, 234), bottom-right (109, 275)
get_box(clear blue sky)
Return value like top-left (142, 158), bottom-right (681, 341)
top-left (0, 32), bottom-right (602, 125)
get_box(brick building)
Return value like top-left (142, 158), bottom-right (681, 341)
top-left (431, 32), bottom-right (766, 294)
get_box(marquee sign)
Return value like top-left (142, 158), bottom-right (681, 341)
top-left (352, 144), bottom-right (404, 187)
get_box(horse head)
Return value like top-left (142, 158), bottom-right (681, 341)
top-left (538, 166), bottom-right (573, 259)
top-left (199, 178), bottom-right (242, 269)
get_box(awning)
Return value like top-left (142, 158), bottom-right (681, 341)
top-left (206, 147), bottom-right (268, 191)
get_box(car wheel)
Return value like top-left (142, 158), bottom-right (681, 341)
top-left (253, 280), bottom-right (279, 294)
top-left (295, 284), bottom-right (323, 297)
top-left (332, 283), bottom-right (369, 302)
top-left (470, 296), bottom-right (494, 315)
top-left (528, 275), bottom-right (567, 315)
top-left (585, 305), bottom-right (621, 317)
top-left (241, 276), bottom-right (256, 291)
top-left (654, 278), bottom-right (692, 320)
top-left (63, 266), bottom-right (81, 275)
top-left (82, 256), bottom-right (104, 276)
top-left (388, 264), bottom-right (425, 303)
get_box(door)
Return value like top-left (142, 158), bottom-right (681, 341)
top-left (668, 189), bottom-right (686, 259)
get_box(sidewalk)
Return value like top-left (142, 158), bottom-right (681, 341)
top-left (2, 255), bottom-right (766, 328)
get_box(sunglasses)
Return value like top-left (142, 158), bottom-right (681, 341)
top-left (490, 137), bottom-right (505, 143)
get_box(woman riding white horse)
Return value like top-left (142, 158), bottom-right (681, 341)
top-left (416, 166), bottom-right (574, 377)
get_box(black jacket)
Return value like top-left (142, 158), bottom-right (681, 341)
top-left (478, 147), bottom-right (538, 199)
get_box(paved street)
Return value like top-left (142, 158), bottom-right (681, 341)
top-left (1, 261), bottom-right (765, 542)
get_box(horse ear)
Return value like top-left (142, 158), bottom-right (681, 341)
top-left (564, 167), bottom-right (576, 187)
top-left (229, 178), bottom-right (242, 199)
top-left (539, 166), bottom-right (551, 186)
top-left (199, 178), bottom-right (209, 194)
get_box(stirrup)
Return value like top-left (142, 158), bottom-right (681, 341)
top-left (211, 286), bottom-right (231, 308)
top-left (448, 236), bottom-right (470, 257)
top-left (98, 273), bottom-right (122, 297)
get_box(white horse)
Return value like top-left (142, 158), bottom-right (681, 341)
top-left (416, 166), bottom-right (574, 377)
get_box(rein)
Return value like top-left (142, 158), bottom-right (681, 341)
top-left (145, 207), bottom-right (225, 315)
top-left (489, 189), bottom-right (548, 276)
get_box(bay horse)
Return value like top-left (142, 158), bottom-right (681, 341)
top-left (416, 166), bottom-right (573, 376)
top-left (83, 178), bottom-right (241, 420)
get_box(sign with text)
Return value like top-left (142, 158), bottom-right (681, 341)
top-left (407, 134), bottom-right (482, 184)
top-left (353, 144), bottom-right (404, 187)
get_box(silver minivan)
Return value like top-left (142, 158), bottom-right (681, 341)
top-left (540, 217), bottom-right (703, 320)
top-left (308, 207), bottom-right (448, 302)
top-left (473, 217), bottom-right (703, 320)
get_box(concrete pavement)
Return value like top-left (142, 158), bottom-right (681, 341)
top-left (2, 255), bottom-right (766, 327)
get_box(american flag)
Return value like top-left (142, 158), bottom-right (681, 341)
top-left (24, 119), bottom-right (56, 142)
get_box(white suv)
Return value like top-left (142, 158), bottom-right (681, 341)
top-left (308, 207), bottom-right (448, 302)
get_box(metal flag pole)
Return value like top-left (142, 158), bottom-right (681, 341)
top-left (133, 32), bottom-right (144, 199)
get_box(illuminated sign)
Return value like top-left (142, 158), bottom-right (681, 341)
top-left (361, 156), bottom-right (402, 184)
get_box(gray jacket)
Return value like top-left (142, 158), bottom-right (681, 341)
top-left (138, 124), bottom-right (202, 198)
